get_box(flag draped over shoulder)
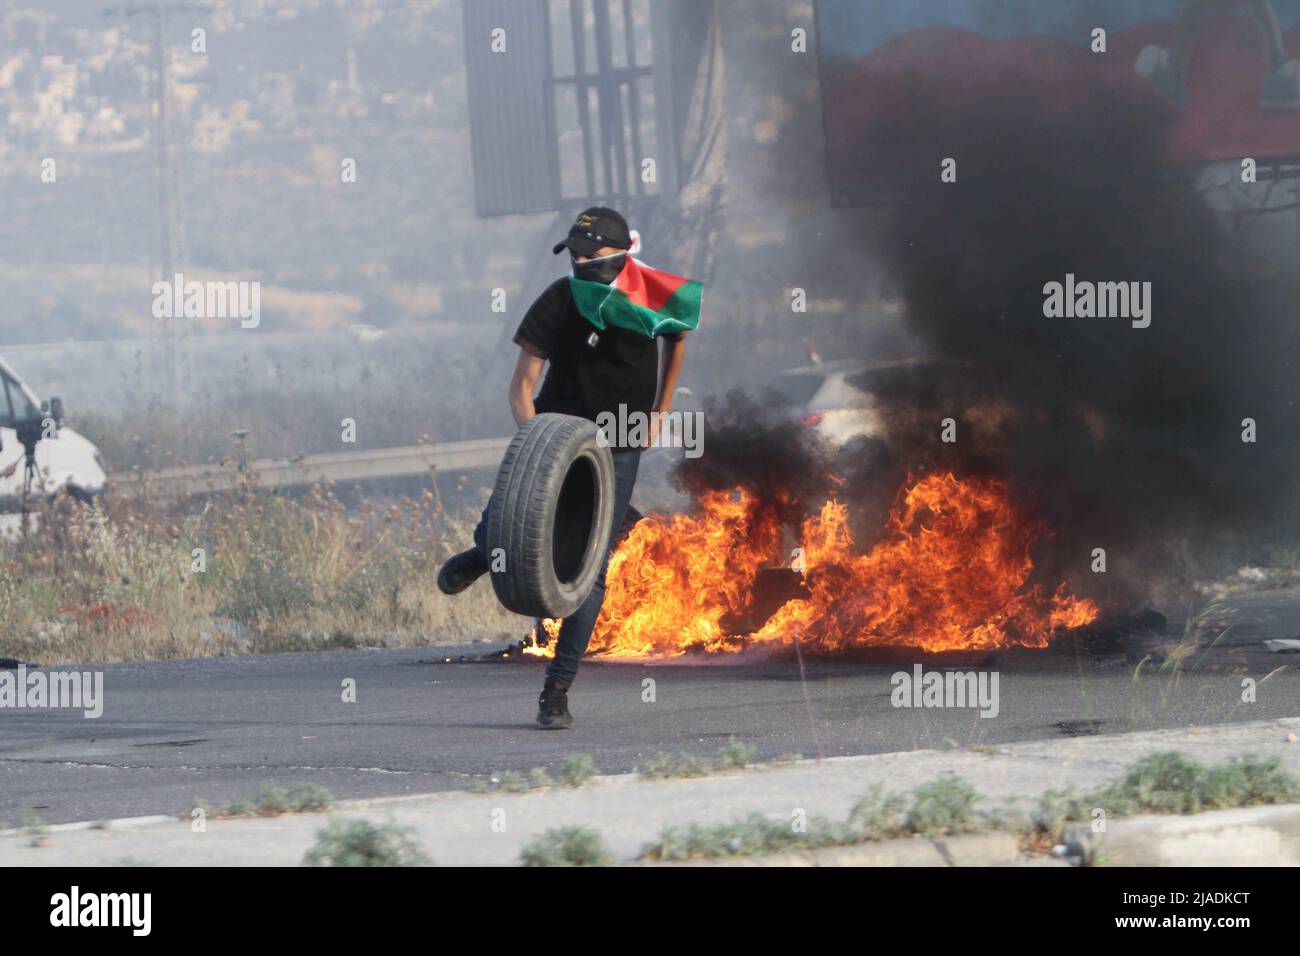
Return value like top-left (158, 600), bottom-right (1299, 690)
top-left (568, 258), bottom-right (702, 338)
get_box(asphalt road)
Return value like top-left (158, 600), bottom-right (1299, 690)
top-left (2, 591), bottom-right (1299, 826)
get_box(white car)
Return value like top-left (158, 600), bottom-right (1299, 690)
top-left (765, 358), bottom-right (882, 448)
top-left (0, 356), bottom-right (107, 512)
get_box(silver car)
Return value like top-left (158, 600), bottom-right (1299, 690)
top-left (765, 357), bottom-right (987, 450)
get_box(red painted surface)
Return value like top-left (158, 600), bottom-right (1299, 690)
top-left (824, 15), bottom-right (1300, 194)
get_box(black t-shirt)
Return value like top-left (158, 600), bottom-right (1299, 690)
top-left (513, 277), bottom-right (683, 421)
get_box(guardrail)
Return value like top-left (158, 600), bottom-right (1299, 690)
top-left (114, 436), bottom-right (510, 498)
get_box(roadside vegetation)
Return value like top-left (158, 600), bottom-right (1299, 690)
top-left (471, 754), bottom-right (600, 793)
top-left (1036, 752), bottom-right (1300, 834)
top-left (1126, 602), bottom-right (1291, 729)
top-left (640, 776), bottom-right (992, 861)
top-left (0, 480), bottom-right (527, 665)
top-left (628, 753), bottom-right (1300, 864)
top-left (303, 818), bottom-right (430, 867)
top-left (637, 738), bottom-right (759, 779)
top-left (193, 782), bottom-right (334, 820)
top-left (519, 827), bottom-right (612, 867)
top-left (22, 814), bottom-right (48, 849)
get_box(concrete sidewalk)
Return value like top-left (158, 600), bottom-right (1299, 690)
top-left (3, 717), bottom-right (1298, 866)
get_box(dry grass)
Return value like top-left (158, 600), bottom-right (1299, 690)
top-left (0, 483), bottom-right (528, 666)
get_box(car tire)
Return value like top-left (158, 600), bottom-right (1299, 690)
top-left (484, 413), bottom-right (616, 618)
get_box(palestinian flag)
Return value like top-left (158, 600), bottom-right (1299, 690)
top-left (569, 258), bottom-right (702, 338)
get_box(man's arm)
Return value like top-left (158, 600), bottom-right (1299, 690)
top-left (654, 335), bottom-right (687, 413)
top-left (508, 343), bottom-right (546, 427)
top-left (649, 334), bottom-right (687, 448)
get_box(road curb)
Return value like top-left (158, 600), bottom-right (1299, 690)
top-left (1062, 803), bottom-right (1300, 866)
top-left (0, 814), bottom-right (177, 839)
top-left (642, 802), bottom-right (1300, 867)
top-left (641, 831), bottom-right (1026, 867)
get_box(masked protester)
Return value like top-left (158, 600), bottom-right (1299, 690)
top-left (437, 206), bottom-right (696, 729)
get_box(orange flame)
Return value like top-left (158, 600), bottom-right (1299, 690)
top-left (521, 617), bottom-right (561, 657)
top-left (577, 472), bottom-right (1097, 657)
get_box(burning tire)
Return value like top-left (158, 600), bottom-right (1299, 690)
top-left (484, 413), bottom-right (616, 618)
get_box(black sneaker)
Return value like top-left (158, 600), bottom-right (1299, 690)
top-left (436, 548), bottom-right (488, 595)
top-left (536, 680), bottom-right (574, 730)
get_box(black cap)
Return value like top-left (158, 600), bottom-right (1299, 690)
top-left (552, 206), bottom-right (630, 256)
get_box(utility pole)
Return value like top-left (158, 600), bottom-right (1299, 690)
top-left (152, 5), bottom-right (177, 404)
top-left (104, 3), bottom-right (206, 404)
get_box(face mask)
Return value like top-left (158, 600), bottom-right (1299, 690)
top-left (571, 251), bottom-right (627, 285)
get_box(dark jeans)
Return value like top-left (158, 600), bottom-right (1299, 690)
top-left (473, 449), bottom-right (641, 688)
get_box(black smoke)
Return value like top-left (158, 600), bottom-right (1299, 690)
top-left (860, 76), bottom-right (1300, 598)
top-left (670, 391), bottom-right (835, 532)
top-left (679, 73), bottom-right (1300, 604)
